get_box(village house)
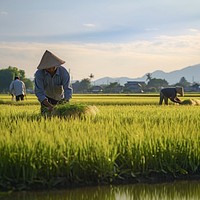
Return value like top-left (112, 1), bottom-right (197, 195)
top-left (90, 85), bottom-right (103, 93)
top-left (124, 81), bottom-right (146, 93)
top-left (184, 83), bottom-right (200, 92)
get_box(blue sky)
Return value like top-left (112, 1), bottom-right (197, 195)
top-left (0, 0), bottom-right (200, 81)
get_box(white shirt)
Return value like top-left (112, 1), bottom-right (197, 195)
top-left (9, 79), bottom-right (26, 96)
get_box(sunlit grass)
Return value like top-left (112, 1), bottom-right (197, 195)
top-left (1, 94), bottom-right (200, 190)
top-left (0, 93), bottom-right (169, 106)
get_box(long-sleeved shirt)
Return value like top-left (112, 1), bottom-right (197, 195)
top-left (160, 88), bottom-right (177, 99)
top-left (9, 79), bottom-right (26, 96)
top-left (34, 66), bottom-right (73, 103)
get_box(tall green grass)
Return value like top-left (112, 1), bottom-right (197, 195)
top-left (1, 93), bottom-right (200, 105)
top-left (0, 93), bottom-right (168, 106)
top-left (1, 100), bottom-right (200, 191)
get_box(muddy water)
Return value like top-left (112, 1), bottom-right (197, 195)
top-left (1, 180), bottom-right (200, 200)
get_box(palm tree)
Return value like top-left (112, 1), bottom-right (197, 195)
top-left (146, 73), bottom-right (152, 82)
top-left (89, 73), bottom-right (94, 86)
top-left (89, 73), bottom-right (94, 79)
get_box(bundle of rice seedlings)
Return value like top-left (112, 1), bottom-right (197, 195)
top-left (181, 99), bottom-right (200, 106)
top-left (51, 103), bottom-right (99, 118)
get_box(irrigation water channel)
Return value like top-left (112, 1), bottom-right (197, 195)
top-left (2, 180), bottom-right (200, 200)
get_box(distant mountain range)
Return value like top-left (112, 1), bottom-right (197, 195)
top-left (92, 64), bottom-right (200, 85)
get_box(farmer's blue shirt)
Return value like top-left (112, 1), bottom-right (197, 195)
top-left (34, 66), bottom-right (72, 103)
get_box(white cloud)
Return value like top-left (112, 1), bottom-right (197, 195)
top-left (188, 28), bottom-right (199, 32)
top-left (0, 11), bottom-right (8, 16)
top-left (83, 24), bottom-right (96, 28)
top-left (0, 31), bottom-right (200, 80)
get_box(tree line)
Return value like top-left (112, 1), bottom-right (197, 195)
top-left (0, 66), bottom-right (33, 93)
top-left (0, 66), bottom-right (193, 94)
top-left (72, 73), bottom-right (192, 94)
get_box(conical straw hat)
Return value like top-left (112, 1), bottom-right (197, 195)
top-left (176, 86), bottom-right (184, 96)
top-left (37, 50), bottom-right (65, 69)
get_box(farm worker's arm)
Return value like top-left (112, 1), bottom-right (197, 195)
top-left (35, 70), bottom-right (54, 111)
top-left (170, 87), bottom-right (183, 103)
top-left (9, 81), bottom-right (14, 95)
top-left (62, 67), bottom-right (73, 102)
top-left (169, 97), bottom-right (182, 104)
top-left (41, 99), bottom-right (54, 111)
top-left (22, 81), bottom-right (26, 96)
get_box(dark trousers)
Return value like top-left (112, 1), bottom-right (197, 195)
top-left (159, 91), bottom-right (168, 105)
top-left (16, 94), bottom-right (24, 101)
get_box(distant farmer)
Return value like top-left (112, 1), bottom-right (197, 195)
top-left (9, 76), bottom-right (26, 101)
top-left (159, 87), bottom-right (184, 105)
top-left (34, 50), bottom-right (73, 114)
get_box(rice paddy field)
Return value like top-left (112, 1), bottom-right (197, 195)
top-left (1, 93), bottom-right (200, 191)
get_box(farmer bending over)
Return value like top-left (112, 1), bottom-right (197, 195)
top-left (159, 87), bottom-right (184, 105)
top-left (9, 76), bottom-right (26, 101)
top-left (34, 50), bottom-right (73, 114)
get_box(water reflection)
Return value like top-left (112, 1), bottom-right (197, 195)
top-left (1, 181), bottom-right (200, 200)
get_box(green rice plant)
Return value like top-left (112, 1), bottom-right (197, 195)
top-left (0, 94), bottom-right (160, 106)
top-left (1, 97), bottom-right (200, 190)
top-left (51, 103), bottom-right (99, 118)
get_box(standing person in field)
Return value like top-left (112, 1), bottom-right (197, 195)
top-left (9, 76), bottom-right (26, 101)
top-left (34, 50), bottom-right (73, 114)
top-left (159, 87), bottom-right (184, 105)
